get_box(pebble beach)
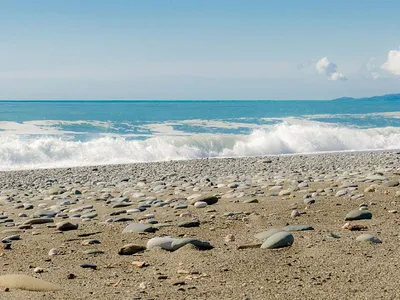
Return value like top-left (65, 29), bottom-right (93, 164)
top-left (0, 151), bottom-right (400, 299)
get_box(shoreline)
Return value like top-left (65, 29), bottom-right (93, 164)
top-left (1, 148), bottom-right (400, 173)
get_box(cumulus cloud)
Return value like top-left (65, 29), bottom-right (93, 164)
top-left (316, 57), bottom-right (347, 81)
top-left (381, 50), bottom-right (400, 76)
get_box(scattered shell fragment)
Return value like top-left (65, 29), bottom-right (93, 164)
top-left (132, 261), bottom-right (148, 268)
top-left (342, 223), bottom-right (368, 231)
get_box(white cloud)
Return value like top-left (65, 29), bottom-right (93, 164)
top-left (316, 57), bottom-right (347, 81)
top-left (381, 50), bottom-right (400, 75)
top-left (330, 72), bottom-right (347, 81)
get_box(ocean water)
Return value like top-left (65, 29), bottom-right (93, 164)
top-left (0, 99), bottom-right (399, 171)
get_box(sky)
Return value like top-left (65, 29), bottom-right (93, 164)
top-left (1, 0), bottom-right (400, 100)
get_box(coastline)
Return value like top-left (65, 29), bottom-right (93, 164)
top-left (0, 150), bottom-right (399, 299)
top-left (1, 147), bottom-right (400, 174)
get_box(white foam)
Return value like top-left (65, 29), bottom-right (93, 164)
top-left (1, 122), bottom-right (400, 171)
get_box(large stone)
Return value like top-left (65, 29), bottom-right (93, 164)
top-left (261, 232), bottom-right (294, 249)
top-left (56, 221), bottom-right (78, 231)
top-left (344, 210), bottom-right (372, 221)
top-left (122, 223), bottom-right (157, 233)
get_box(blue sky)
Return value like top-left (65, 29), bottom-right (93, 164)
top-left (1, 0), bottom-right (400, 100)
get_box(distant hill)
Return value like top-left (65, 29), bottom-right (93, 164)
top-left (333, 93), bottom-right (400, 101)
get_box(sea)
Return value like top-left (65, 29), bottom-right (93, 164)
top-left (0, 99), bottom-right (399, 171)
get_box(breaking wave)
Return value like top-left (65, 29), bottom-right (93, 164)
top-left (1, 123), bottom-right (400, 170)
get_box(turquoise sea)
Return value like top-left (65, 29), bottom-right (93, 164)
top-left (0, 99), bottom-right (399, 170)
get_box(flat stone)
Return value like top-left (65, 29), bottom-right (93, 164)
top-left (344, 210), bottom-right (372, 221)
top-left (83, 249), bottom-right (104, 255)
top-left (283, 225), bottom-right (314, 231)
top-left (81, 239), bottom-right (100, 245)
top-left (243, 199), bottom-right (259, 204)
top-left (382, 180), bottom-right (399, 187)
top-left (32, 210), bottom-right (57, 218)
top-left (174, 204), bottom-right (188, 210)
top-left (261, 232), bottom-right (294, 249)
top-left (254, 228), bottom-right (285, 241)
top-left (80, 263), bottom-right (97, 270)
top-left (1, 235), bottom-right (20, 243)
top-left (178, 220), bottom-right (200, 228)
top-left (366, 175), bottom-right (388, 181)
top-left (80, 212), bottom-right (97, 219)
top-left (146, 236), bottom-right (213, 251)
top-left (335, 190), bottom-right (348, 197)
top-left (111, 202), bottom-right (132, 208)
top-left (23, 218), bottom-right (54, 225)
top-left (356, 234), bottom-right (381, 244)
top-left (278, 190), bottom-right (291, 196)
top-left (122, 223), bottom-right (157, 233)
top-left (113, 217), bottom-right (134, 222)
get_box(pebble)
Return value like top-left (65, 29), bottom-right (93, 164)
top-left (80, 263), bottom-right (97, 270)
top-left (291, 210), bottom-right (301, 218)
top-left (194, 201), bottom-right (208, 208)
top-left (48, 248), bottom-right (58, 256)
top-left (224, 234), bottom-right (235, 242)
top-left (33, 267), bottom-right (44, 273)
top-left (118, 244), bottom-right (146, 255)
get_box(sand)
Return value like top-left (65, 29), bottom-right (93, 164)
top-left (0, 151), bottom-right (399, 299)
